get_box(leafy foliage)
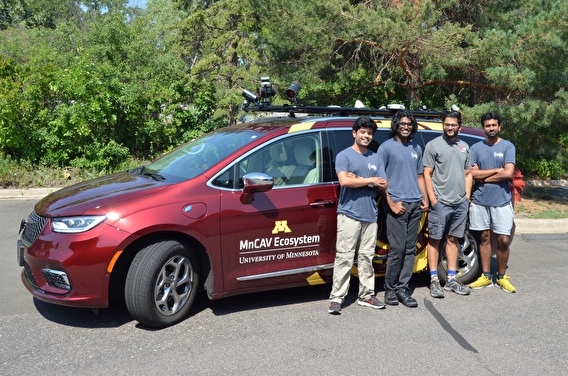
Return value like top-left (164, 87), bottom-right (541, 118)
top-left (0, 0), bottom-right (567, 181)
top-left (0, 0), bottom-right (222, 172)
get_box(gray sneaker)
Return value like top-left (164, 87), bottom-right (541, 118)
top-left (357, 296), bottom-right (386, 309)
top-left (444, 279), bottom-right (471, 295)
top-left (430, 279), bottom-right (445, 298)
top-left (328, 301), bottom-right (342, 315)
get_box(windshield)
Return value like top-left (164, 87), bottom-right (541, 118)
top-left (140, 129), bottom-right (263, 183)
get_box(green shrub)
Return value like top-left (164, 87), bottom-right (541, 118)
top-left (519, 158), bottom-right (565, 180)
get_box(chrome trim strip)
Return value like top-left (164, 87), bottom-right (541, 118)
top-left (236, 263), bottom-right (334, 281)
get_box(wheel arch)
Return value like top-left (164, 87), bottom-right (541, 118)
top-left (108, 231), bottom-right (212, 305)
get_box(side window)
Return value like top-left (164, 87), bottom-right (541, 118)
top-left (212, 165), bottom-right (236, 188)
top-left (325, 129), bottom-right (352, 182)
top-left (236, 134), bottom-right (321, 187)
top-left (413, 131), bottom-right (439, 153)
top-left (326, 128), bottom-right (391, 181)
top-left (371, 129), bottom-right (390, 152)
top-left (459, 134), bottom-right (484, 147)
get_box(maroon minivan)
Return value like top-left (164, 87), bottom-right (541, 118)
top-left (18, 100), bottom-right (485, 327)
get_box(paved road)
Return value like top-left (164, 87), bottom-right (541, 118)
top-left (1, 200), bottom-right (567, 375)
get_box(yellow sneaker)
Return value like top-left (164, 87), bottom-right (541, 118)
top-left (496, 275), bottom-right (516, 293)
top-left (469, 274), bottom-right (493, 289)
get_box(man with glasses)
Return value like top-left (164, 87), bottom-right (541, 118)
top-left (378, 111), bottom-right (429, 308)
top-left (423, 111), bottom-right (472, 297)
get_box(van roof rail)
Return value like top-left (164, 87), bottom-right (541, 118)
top-left (242, 103), bottom-right (446, 119)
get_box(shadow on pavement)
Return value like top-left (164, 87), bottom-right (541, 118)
top-left (32, 274), bottom-right (432, 328)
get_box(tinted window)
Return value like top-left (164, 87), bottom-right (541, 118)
top-left (213, 133), bottom-right (322, 188)
top-left (414, 130), bottom-right (484, 151)
top-left (326, 128), bottom-right (392, 181)
top-left (325, 129), bottom-right (351, 182)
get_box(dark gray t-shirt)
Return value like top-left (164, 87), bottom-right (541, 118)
top-left (423, 135), bottom-right (470, 206)
top-left (335, 147), bottom-right (386, 223)
top-left (377, 137), bottom-right (424, 203)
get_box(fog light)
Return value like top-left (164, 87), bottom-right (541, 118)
top-left (42, 268), bottom-right (71, 290)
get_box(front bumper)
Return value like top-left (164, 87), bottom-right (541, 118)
top-left (19, 215), bottom-right (131, 308)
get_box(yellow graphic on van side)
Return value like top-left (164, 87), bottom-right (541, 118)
top-left (272, 220), bottom-right (292, 234)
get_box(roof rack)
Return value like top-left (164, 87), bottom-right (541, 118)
top-left (241, 77), bottom-right (448, 119)
top-left (242, 103), bottom-right (446, 119)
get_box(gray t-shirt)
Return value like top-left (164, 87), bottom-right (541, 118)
top-left (377, 137), bottom-right (424, 203)
top-left (335, 147), bottom-right (386, 223)
top-left (423, 135), bottom-right (470, 206)
top-left (471, 139), bottom-right (515, 207)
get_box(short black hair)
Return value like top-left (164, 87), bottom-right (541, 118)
top-left (442, 111), bottom-right (462, 126)
top-left (352, 116), bottom-right (377, 134)
top-left (480, 112), bottom-right (501, 126)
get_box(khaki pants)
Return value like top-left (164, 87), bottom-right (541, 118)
top-left (329, 214), bottom-right (377, 303)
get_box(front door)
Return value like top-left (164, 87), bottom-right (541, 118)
top-left (218, 132), bottom-right (339, 292)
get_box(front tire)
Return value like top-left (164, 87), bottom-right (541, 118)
top-left (125, 240), bottom-right (199, 328)
top-left (437, 230), bottom-right (480, 285)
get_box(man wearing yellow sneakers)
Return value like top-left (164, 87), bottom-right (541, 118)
top-left (468, 112), bottom-right (517, 293)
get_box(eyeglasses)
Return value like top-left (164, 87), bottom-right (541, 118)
top-left (398, 122), bottom-right (413, 127)
top-left (443, 123), bottom-right (459, 128)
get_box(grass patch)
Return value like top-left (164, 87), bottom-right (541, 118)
top-left (532, 209), bottom-right (568, 219)
top-left (515, 197), bottom-right (568, 219)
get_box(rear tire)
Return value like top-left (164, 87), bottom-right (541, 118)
top-left (125, 240), bottom-right (199, 328)
top-left (437, 230), bottom-right (480, 285)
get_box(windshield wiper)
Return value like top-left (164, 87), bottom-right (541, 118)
top-left (141, 171), bottom-right (166, 181)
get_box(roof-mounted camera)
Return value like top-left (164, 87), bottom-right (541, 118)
top-left (259, 77), bottom-right (275, 104)
top-left (285, 82), bottom-right (301, 102)
top-left (242, 76), bottom-right (277, 107)
top-left (242, 75), bottom-right (450, 120)
top-left (242, 88), bottom-right (258, 104)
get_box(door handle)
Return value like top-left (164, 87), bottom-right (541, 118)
top-left (309, 200), bottom-right (336, 208)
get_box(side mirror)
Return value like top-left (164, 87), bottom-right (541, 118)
top-left (240, 173), bottom-right (274, 204)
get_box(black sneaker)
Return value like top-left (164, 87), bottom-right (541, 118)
top-left (357, 296), bottom-right (386, 309)
top-left (328, 301), bottom-right (342, 315)
top-left (385, 290), bottom-right (399, 306)
top-left (396, 289), bottom-right (418, 308)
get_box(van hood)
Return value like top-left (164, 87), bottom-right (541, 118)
top-left (34, 172), bottom-right (168, 217)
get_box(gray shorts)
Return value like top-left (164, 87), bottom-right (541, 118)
top-left (428, 200), bottom-right (469, 240)
top-left (469, 201), bottom-right (514, 235)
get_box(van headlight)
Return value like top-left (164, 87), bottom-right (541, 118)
top-left (51, 215), bottom-right (106, 233)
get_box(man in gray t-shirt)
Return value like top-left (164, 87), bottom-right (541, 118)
top-left (423, 111), bottom-right (472, 298)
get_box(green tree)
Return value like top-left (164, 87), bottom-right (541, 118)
top-left (0, 0), bottom-right (219, 170)
top-left (245, 0), bottom-right (479, 109)
top-left (467, 0), bottom-right (568, 178)
top-left (0, 0), bottom-right (29, 30)
top-left (2, 0), bottom-right (567, 178)
top-left (176, 0), bottom-right (266, 124)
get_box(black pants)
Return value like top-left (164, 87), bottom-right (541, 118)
top-left (384, 201), bottom-right (422, 292)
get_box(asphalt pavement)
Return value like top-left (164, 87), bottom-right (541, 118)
top-left (2, 191), bottom-right (567, 374)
